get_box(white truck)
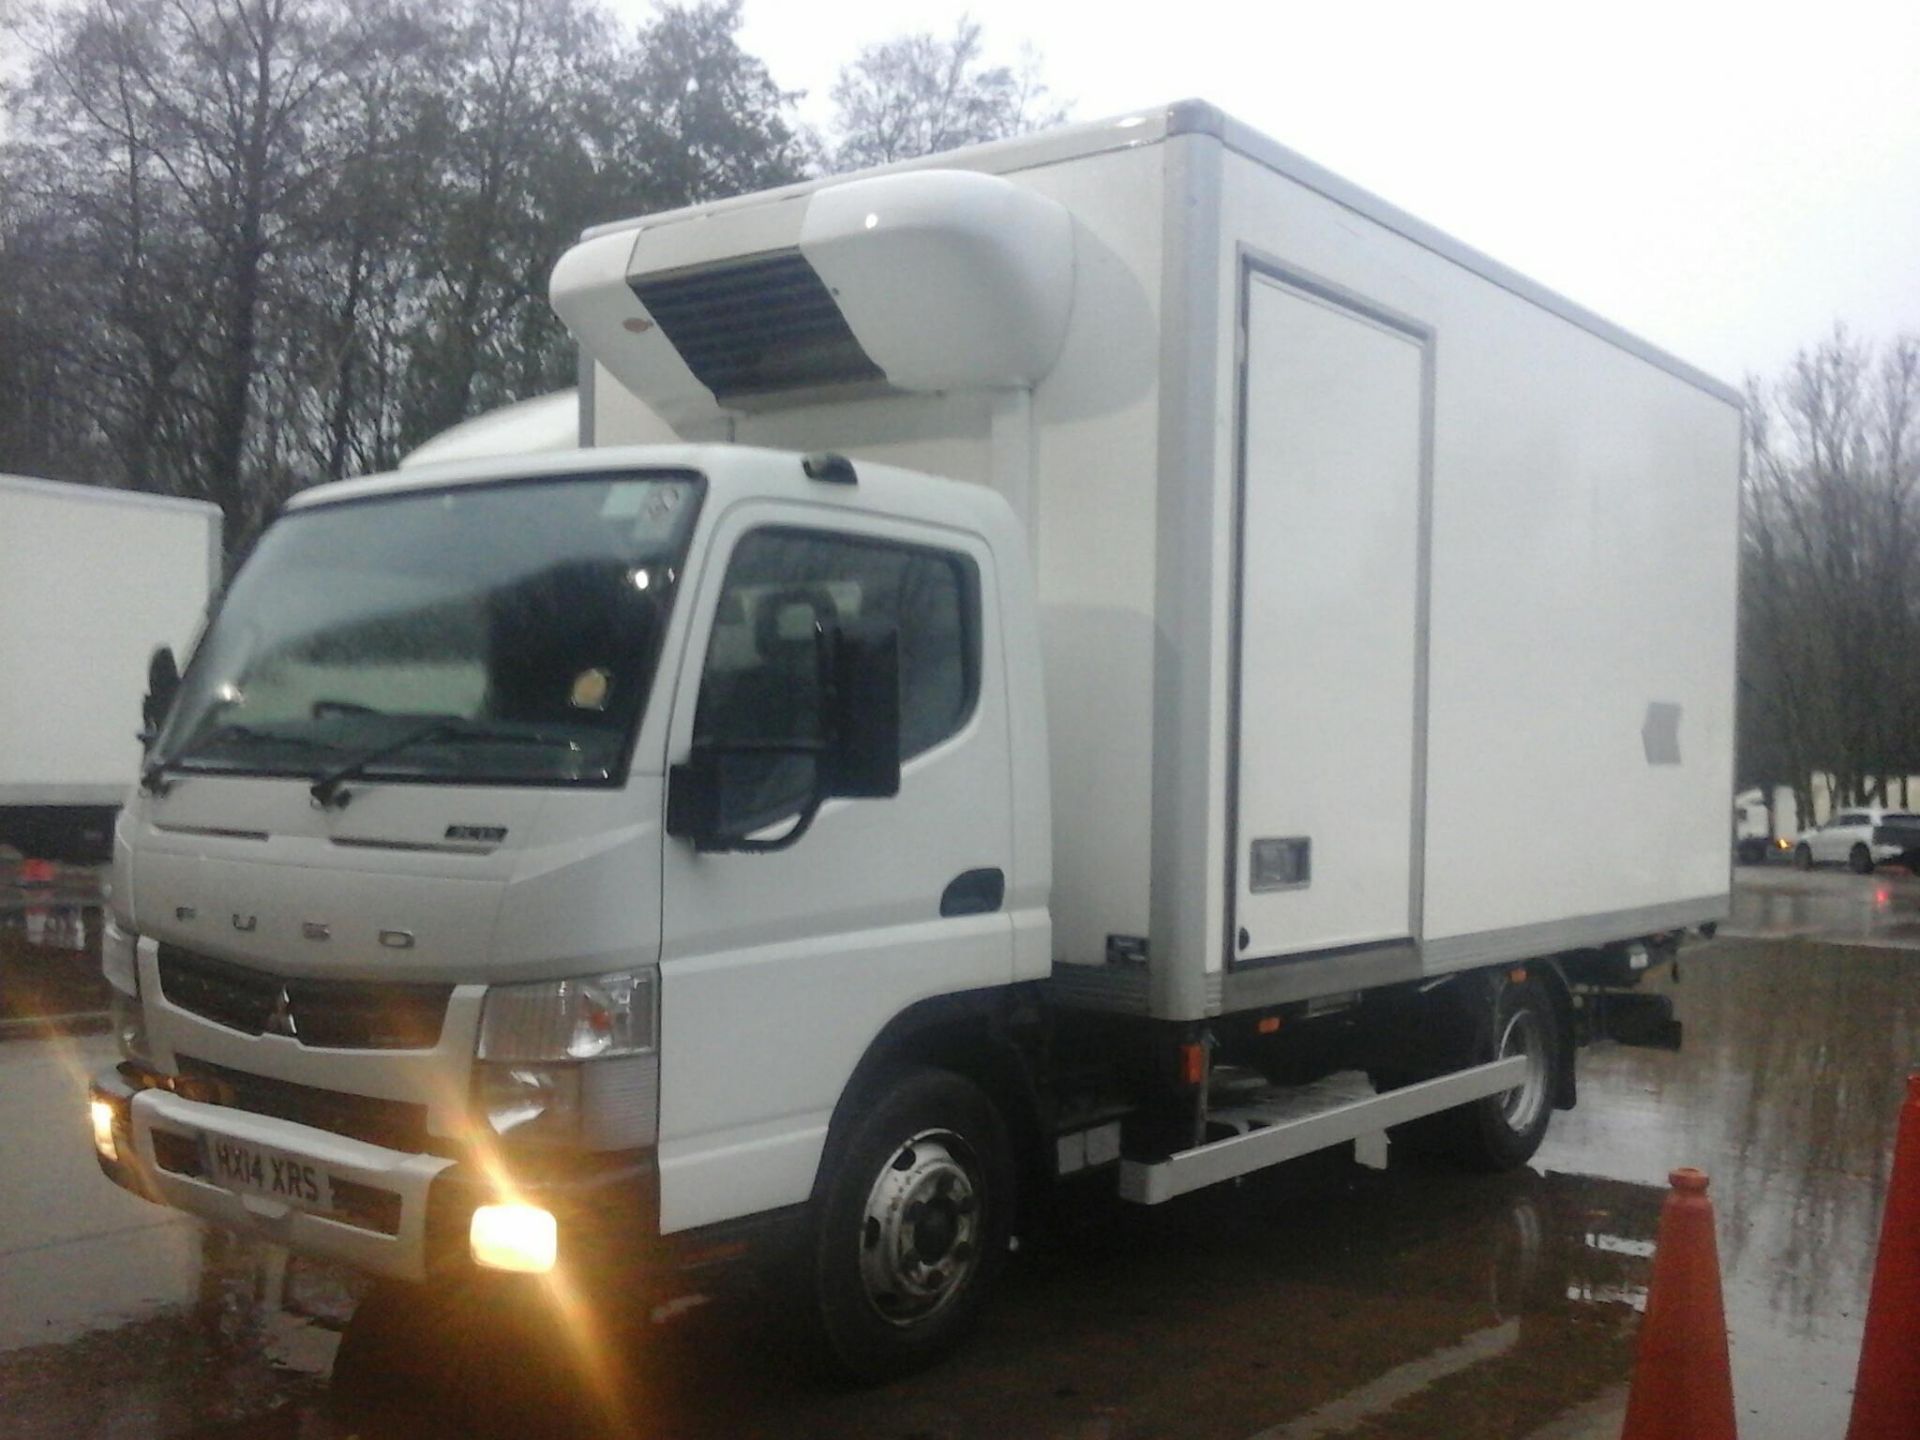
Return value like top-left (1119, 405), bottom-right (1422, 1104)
top-left (1734, 786), bottom-right (1795, 864)
top-left (0, 475), bottom-right (220, 862)
top-left (88, 102), bottom-right (1740, 1378)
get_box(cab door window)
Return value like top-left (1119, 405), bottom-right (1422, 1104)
top-left (693, 528), bottom-right (979, 832)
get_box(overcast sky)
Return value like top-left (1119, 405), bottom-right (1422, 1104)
top-left (654, 0), bottom-right (1920, 387)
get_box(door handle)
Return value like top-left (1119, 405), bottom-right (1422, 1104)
top-left (940, 868), bottom-right (1005, 918)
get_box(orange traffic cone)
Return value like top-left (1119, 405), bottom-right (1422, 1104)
top-left (1620, 1168), bottom-right (1737, 1440)
top-left (1847, 1073), bottom-right (1920, 1440)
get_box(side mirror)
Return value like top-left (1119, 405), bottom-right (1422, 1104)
top-left (821, 619), bottom-right (901, 800)
top-left (667, 621), bottom-right (902, 853)
top-left (664, 748), bottom-right (725, 846)
top-left (141, 646), bottom-right (181, 749)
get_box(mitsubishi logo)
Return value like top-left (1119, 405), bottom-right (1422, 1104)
top-left (266, 987), bottom-right (298, 1040)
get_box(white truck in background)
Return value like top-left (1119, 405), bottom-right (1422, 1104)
top-left (0, 475), bottom-right (220, 862)
top-left (1734, 786), bottom-right (1795, 864)
top-left (89, 102), bottom-right (1740, 1379)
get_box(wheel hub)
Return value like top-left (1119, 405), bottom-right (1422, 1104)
top-left (857, 1130), bottom-right (981, 1327)
top-left (1497, 1004), bottom-right (1551, 1134)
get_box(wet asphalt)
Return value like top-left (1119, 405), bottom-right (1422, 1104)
top-left (2, 860), bottom-right (1916, 1440)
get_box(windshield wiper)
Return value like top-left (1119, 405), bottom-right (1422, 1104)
top-left (309, 718), bottom-right (579, 809)
top-left (143, 724), bottom-right (337, 795)
top-left (202, 722), bottom-right (339, 751)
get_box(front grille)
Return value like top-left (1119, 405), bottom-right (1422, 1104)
top-left (157, 946), bottom-right (451, 1050)
top-left (631, 250), bottom-right (884, 401)
top-left (175, 1056), bottom-right (438, 1154)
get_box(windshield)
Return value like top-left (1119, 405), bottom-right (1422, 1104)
top-left (157, 470), bottom-right (704, 787)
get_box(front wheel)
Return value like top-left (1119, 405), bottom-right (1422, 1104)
top-left (809, 1067), bottom-right (1013, 1382)
top-left (1850, 843), bottom-right (1875, 875)
top-left (1793, 843), bottom-right (1814, 870)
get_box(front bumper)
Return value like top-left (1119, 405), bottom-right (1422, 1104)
top-left (90, 1066), bottom-right (657, 1282)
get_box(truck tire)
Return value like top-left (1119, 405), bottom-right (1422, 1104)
top-left (808, 1066), bottom-right (1013, 1382)
top-left (1793, 843), bottom-right (1813, 870)
top-left (1849, 844), bottom-right (1874, 875)
top-left (1448, 978), bottom-right (1561, 1173)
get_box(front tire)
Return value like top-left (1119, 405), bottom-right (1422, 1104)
top-left (1793, 843), bottom-right (1814, 870)
top-left (1850, 843), bottom-right (1874, 875)
top-left (809, 1067), bottom-right (1013, 1382)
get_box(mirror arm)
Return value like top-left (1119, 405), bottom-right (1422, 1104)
top-left (674, 739), bottom-right (831, 855)
top-left (711, 794), bottom-right (826, 855)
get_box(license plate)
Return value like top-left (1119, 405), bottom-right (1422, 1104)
top-left (204, 1135), bottom-right (332, 1211)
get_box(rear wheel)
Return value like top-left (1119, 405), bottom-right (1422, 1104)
top-left (1793, 843), bottom-right (1814, 870)
top-left (1850, 843), bottom-right (1874, 875)
top-left (808, 1067), bottom-right (1013, 1382)
top-left (1449, 978), bottom-right (1561, 1172)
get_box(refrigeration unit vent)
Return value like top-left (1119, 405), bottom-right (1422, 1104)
top-left (629, 250), bottom-right (884, 403)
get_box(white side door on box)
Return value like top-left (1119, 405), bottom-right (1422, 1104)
top-left (1233, 272), bottom-right (1426, 962)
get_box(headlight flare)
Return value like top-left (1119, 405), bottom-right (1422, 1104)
top-left (452, 969), bottom-right (660, 1431)
top-left (470, 1203), bottom-right (557, 1273)
top-left (452, 1115), bottom-right (635, 1432)
top-left (90, 1097), bottom-right (120, 1162)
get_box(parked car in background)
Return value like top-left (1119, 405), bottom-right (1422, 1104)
top-left (1792, 807), bottom-right (1920, 873)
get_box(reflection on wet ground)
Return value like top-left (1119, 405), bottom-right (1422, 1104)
top-left (1537, 935), bottom-right (1918, 1436)
top-left (3, 870), bottom-right (1917, 1440)
top-left (1725, 862), bottom-right (1920, 949)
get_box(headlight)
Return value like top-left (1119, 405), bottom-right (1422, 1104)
top-left (478, 970), bottom-right (656, 1061)
top-left (474, 1062), bottom-right (582, 1143)
top-left (474, 970), bottom-right (659, 1151)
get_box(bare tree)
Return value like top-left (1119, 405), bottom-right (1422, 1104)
top-left (828, 15), bottom-right (1067, 171)
top-left (0, 0), bottom-right (811, 548)
top-left (1742, 327), bottom-right (1920, 815)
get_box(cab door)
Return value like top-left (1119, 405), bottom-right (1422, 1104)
top-left (654, 502), bottom-right (1013, 1233)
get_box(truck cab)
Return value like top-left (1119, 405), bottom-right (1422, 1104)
top-left (93, 446), bottom-right (1047, 1335)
